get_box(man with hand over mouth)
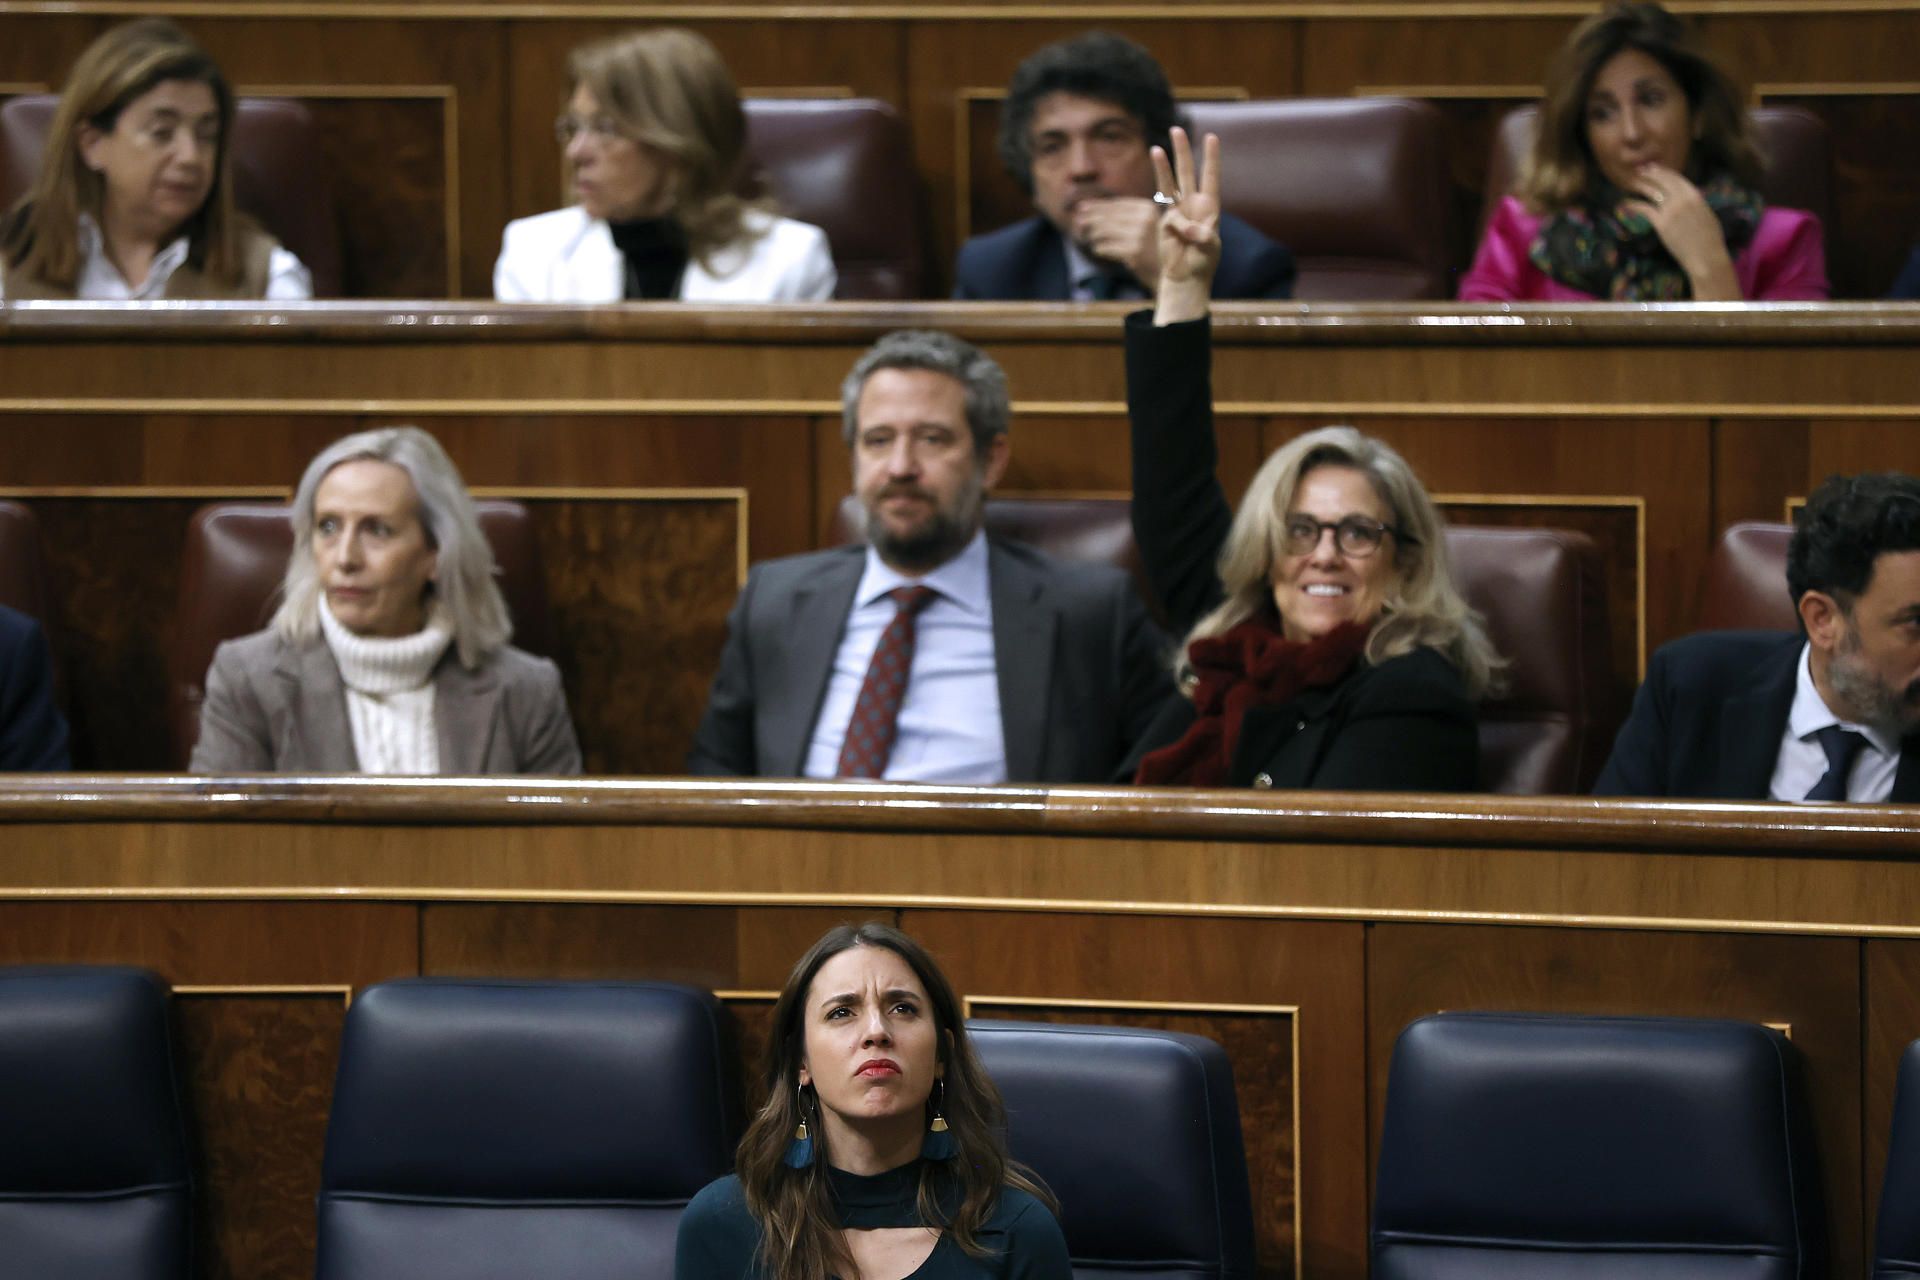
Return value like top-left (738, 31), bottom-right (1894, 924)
top-left (953, 31), bottom-right (1294, 303)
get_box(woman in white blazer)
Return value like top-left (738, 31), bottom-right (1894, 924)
top-left (495, 28), bottom-right (835, 303)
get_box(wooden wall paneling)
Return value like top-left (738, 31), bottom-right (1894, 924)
top-left (1367, 924), bottom-right (1864, 1277)
top-left (1805, 418), bottom-right (1920, 486)
top-left (0, 491), bottom-right (276, 769)
top-left (0, 413), bottom-right (161, 485)
top-left (902, 911), bottom-right (1368, 1280)
top-left (1864, 939), bottom-right (1920, 1258)
top-left (1712, 418), bottom-right (1809, 544)
top-left (186, 17), bottom-right (506, 297)
top-left (0, 900), bottom-right (417, 1278)
top-left (905, 22), bottom-right (1302, 295)
top-left (1264, 415), bottom-right (1703, 660)
top-left (0, 18), bottom-right (108, 102)
top-left (1759, 90), bottom-right (1920, 300)
top-left (177, 989), bottom-right (348, 1280)
top-left (503, 20), bottom-right (910, 244)
top-left (471, 491), bottom-right (743, 773)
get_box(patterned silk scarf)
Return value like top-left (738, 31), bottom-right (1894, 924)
top-left (1529, 174), bottom-right (1764, 300)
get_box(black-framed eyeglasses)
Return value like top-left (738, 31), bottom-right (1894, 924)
top-left (1280, 514), bottom-right (1416, 558)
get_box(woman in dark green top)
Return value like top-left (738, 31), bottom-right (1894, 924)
top-left (675, 922), bottom-right (1070, 1280)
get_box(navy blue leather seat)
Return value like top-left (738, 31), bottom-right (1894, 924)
top-left (316, 979), bottom-right (738, 1280)
top-left (1372, 1012), bottom-right (1822, 1279)
top-left (0, 966), bottom-right (192, 1280)
top-left (1874, 1039), bottom-right (1920, 1278)
top-left (970, 1020), bottom-right (1255, 1278)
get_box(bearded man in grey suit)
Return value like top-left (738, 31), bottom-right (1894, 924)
top-left (688, 330), bottom-right (1173, 783)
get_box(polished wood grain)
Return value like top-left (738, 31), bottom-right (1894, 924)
top-left (178, 991), bottom-right (346, 1280)
top-left (1367, 924), bottom-right (1864, 1276)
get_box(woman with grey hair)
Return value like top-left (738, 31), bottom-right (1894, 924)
top-left (1124, 129), bottom-right (1500, 790)
top-left (190, 427), bottom-right (582, 775)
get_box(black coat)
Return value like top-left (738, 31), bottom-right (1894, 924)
top-left (1593, 629), bottom-right (1920, 799)
top-left (0, 605), bottom-right (69, 770)
top-left (953, 213), bottom-right (1295, 302)
top-left (1121, 312), bottom-right (1479, 790)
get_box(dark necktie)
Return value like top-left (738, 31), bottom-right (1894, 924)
top-left (1083, 272), bottom-right (1118, 301)
top-left (835, 586), bottom-right (938, 779)
top-left (1804, 725), bottom-right (1868, 801)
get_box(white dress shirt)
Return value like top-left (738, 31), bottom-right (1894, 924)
top-left (1767, 643), bottom-right (1900, 802)
top-left (0, 215), bottom-right (311, 302)
top-left (802, 531), bottom-right (1007, 783)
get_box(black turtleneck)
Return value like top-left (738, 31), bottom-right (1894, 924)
top-left (675, 1158), bottom-right (1071, 1278)
top-left (608, 216), bottom-right (689, 300)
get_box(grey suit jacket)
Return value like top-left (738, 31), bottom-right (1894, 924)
top-left (190, 629), bottom-right (582, 775)
top-left (686, 538), bottom-right (1174, 783)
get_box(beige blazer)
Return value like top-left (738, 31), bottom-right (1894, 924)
top-left (189, 629), bottom-right (583, 775)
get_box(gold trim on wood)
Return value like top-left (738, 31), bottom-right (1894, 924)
top-left (965, 992), bottom-right (1304, 1277)
top-left (0, 82), bottom-right (52, 95)
top-left (1435, 492), bottom-right (1647, 677)
top-left (1755, 82), bottom-right (1920, 97)
top-left (172, 983), bottom-right (353, 1001)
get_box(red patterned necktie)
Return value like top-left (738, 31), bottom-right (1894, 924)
top-left (835, 585), bottom-right (938, 779)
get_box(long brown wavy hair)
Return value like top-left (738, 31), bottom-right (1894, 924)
top-left (0, 18), bottom-right (248, 290)
top-left (736, 922), bottom-right (1055, 1280)
top-left (564, 28), bottom-right (772, 267)
top-left (1520, 1), bottom-right (1763, 214)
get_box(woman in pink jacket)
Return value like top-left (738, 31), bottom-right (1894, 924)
top-left (1460, 2), bottom-right (1827, 303)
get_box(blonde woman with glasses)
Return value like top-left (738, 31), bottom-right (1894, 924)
top-left (494, 28), bottom-right (835, 303)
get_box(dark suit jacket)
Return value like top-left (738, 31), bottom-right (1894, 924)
top-left (686, 538), bottom-right (1174, 782)
top-left (1593, 629), bottom-right (1920, 800)
top-left (1121, 311), bottom-right (1479, 791)
top-left (0, 605), bottom-right (69, 770)
top-left (190, 629), bottom-right (582, 774)
top-left (953, 213), bottom-right (1296, 301)
top-left (1892, 245), bottom-right (1920, 299)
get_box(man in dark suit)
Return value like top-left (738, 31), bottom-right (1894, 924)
top-left (0, 603), bottom-right (70, 770)
top-left (953, 32), bottom-right (1294, 303)
top-left (1596, 472), bottom-right (1920, 800)
top-left (688, 330), bottom-right (1172, 783)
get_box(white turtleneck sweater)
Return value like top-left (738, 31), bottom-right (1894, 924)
top-left (317, 599), bottom-right (455, 774)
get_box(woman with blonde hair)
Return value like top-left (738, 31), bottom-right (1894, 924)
top-left (494, 28), bottom-right (834, 302)
top-left (1126, 129), bottom-right (1501, 791)
top-left (190, 426), bottom-right (581, 775)
top-left (0, 18), bottom-right (310, 300)
top-left (1460, 1), bottom-right (1825, 301)
top-left (677, 922), bottom-right (1069, 1279)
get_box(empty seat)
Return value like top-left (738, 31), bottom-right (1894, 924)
top-left (1699, 521), bottom-right (1797, 633)
top-left (0, 966), bottom-right (193, 1280)
top-left (1480, 104), bottom-right (1831, 237)
top-left (0, 95), bottom-right (343, 297)
top-left (166, 500), bottom-right (554, 768)
top-left (1373, 1011), bottom-right (1822, 1279)
top-left (1447, 527), bottom-right (1613, 794)
top-left (743, 98), bottom-right (926, 300)
top-left (1184, 98), bottom-right (1454, 301)
top-left (1874, 1038), bottom-right (1920, 1279)
top-left (970, 1020), bottom-right (1255, 1278)
top-left (316, 978), bottom-right (738, 1280)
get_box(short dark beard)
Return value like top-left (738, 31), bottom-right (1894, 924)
top-left (866, 505), bottom-right (976, 575)
top-left (1827, 619), bottom-right (1920, 738)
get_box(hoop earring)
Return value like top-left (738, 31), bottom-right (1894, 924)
top-left (783, 1085), bottom-right (817, 1169)
top-left (922, 1077), bottom-right (957, 1160)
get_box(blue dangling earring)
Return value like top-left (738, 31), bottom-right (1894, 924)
top-left (783, 1085), bottom-right (816, 1169)
top-left (921, 1077), bottom-right (957, 1160)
